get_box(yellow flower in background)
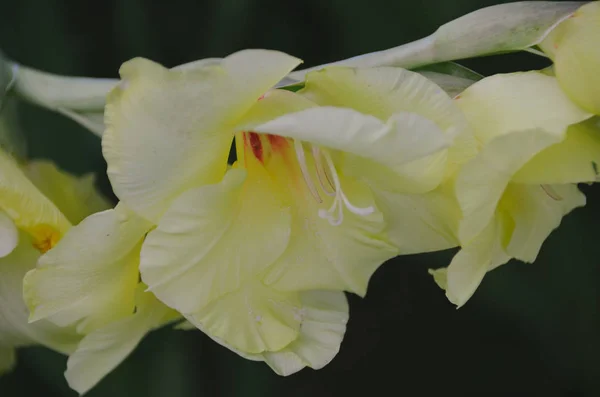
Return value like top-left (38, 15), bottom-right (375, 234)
top-left (539, 1), bottom-right (600, 115)
top-left (0, 151), bottom-right (110, 375)
top-left (430, 71), bottom-right (599, 307)
top-left (23, 202), bottom-right (181, 394)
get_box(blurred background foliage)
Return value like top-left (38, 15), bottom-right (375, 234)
top-left (0, 0), bottom-right (598, 396)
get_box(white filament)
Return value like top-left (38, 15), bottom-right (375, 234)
top-left (311, 146), bottom-right (335, 196)
top-left (294, 139), bottom-right (322, 203)
top-left (294, 143), bottom-right (374, 226)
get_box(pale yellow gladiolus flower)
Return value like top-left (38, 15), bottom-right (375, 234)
top-left (91, 49), bottom-right (467, 372)
top-left (0, 151), bottom-right (110, 375)
top-left (430, 71), bottom-right (598, 307)
top-left (539, 1), bottom-right (600, 115)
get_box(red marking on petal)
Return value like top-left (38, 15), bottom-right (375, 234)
top-left (267, 135), bottom-right (288, 152)
top-left (258, 94), bottom-right (266, 101)
top-left (248, 132), bottom-right (263, 162)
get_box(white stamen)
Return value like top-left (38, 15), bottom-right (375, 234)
top-left (311, 146), bottom-right (335, 196)
top-left (295, 139), bottom-right (322, 203)
top-left (317, 150), bottom-right (375, 226)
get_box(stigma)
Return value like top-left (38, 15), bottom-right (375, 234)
top-left (293, 140), bottom-right (374, 226)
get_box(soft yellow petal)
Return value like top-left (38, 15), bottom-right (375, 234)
top-left (261, 153), bottom-right (397, 295)
top-left (234, 88), bottom-right (317, 132)
top-left (417, 71), bottom-right (477, 98)
top-left (0, 346), bottom-right (15, 375)
top-left (140, 166), bottom-right (291, 316)
top-left (0, 211), bottom-right (18, 258)
top-left (255, 106), bottom-right (451, 193)
top-left (300, 66), bottom-right (477, 176)
top-left (187, 279), bottom-right (301, 354)
top-left (103, 50), bottom-right (302, 222)
top-left (0, 150), bottom-right (70, 244)
top-left (445, 218), bottom-right (510, 307)
top-left (23, 161), bottom-right (111, 225)
top-left (24, 204), bottom-right (150, 334)
top-left (262, 290), bottom-right (348, 375)
top-left (371, 179), bottom-right (460, 254)
top-left (540, 2), bottom-right (600, 114)
top-left (513, 118), bottom-right (600, 184)
top-left (428, 267), bottom-right (448, 290)
top-left (65, 286), bottom-right (174, 395)
top-left (457, 129), bottom-right (563, 244)
top-left (183, 290), bottom-right (347, 374)
top-left (301, 66), bottom-right (465, 130)
top-left (1, 233), bottom-right (80, 354)
top-left (455, 71), bottom-right (592, 144)
top-left (501, 183), bottom-right (585, 262)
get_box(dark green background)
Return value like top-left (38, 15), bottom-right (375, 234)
top-left (1, 0), bottom-right (598, 396)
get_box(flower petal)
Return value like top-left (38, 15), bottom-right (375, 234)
top-left (262, 290), bottom-right (349, 375)
top-left (371, 180), bottom-right (460, 254)
top-left (540, 2), bottom-right (600, 114)
top-left (455, 71), bottom-right (592, 144)
top-left (187, 279), bottom-right (301, 354)
top-left (23, 160), bottom-right (111, 225)
top-left (180, 290), bottom-right (348, 375)
top-left (235, 88), bottom-right (317, 132)
top-left (103, 50), bottom-right (302, 222)
top-left (1, 233), bottom-right (80, 354)
top-left (445, 217), bottom-right (510, 307)
top-left (0, 150), bottom-right (70, 241)
top-left (262, 169), bottom-right (397, 296)
top-left (0, 211), bottom-right (18, 258)
top-left (65, 286), bottom-right (175, 395)
top-left (140, 166), bottom-right (291, 319)
top-left (300, 66), bottom-right (477, 175)
top-left (255, 106), bottom-right (451, 193)
top-left (501, 183), bottom-right (585, 262)
top-left (23, 204), bottom-right (150, 334)
top-left (457, 129), bottom-right (563, 244)
top-left (513, 118), bottom-right (600, 184)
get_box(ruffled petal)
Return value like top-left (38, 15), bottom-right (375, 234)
top-left (103, 50), bottom-right (302, 222)
top-left (140, 165), bottom-right (291, 317)
top-left (24, 204), bottom-right (150, 334)
top-left (65, 286), bottom-right (176, 395)
top-left (180, 290), bottom-right (348, 375)
top-left (262, 290), bottom-right (348, 375)
top-left (456, 129), bottom-right (563, 244)
top-left (513, 118), bottom-right (600, 184)
top-left (455, 71), bottom-right (592, 144)
top-left (187, 279), bottom-right (301, 354)
top-left (501, 183), bottom-right (585, 262)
